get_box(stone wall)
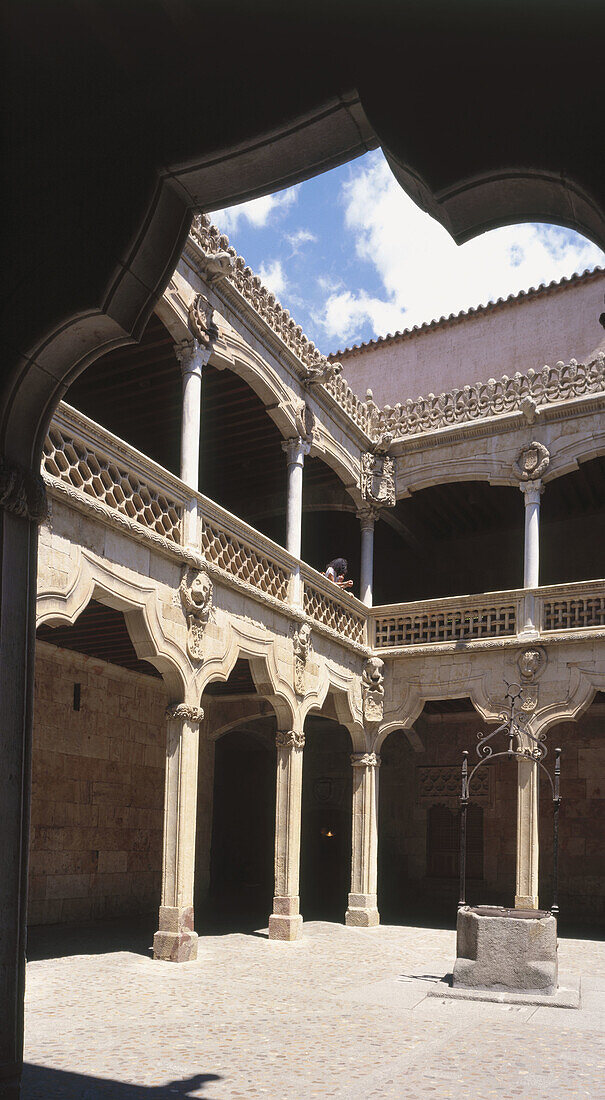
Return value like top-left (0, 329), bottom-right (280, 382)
top-left (337, 271), bottom-right (605, 407)
top-left (28, 642), bottom-right (168, 926)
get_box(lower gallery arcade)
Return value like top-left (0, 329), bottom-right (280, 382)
top-left (30, 624), bottom-right (605, 939)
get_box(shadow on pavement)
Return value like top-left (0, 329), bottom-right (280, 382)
top-left (21, 1065), bottom-right (222, 1099)
top-left (26, 916), bottom-right (157, 961)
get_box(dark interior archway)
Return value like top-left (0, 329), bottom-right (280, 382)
top-left (300, 715), bottom-right (352, 922)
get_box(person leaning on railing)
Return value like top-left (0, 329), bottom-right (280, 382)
top-left (324, 557), bottom-right (353, 591)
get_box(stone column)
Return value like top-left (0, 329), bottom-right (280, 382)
top-left (0, 465), bottom-right (46, 1097)
top-left (515, 753), bottom-right (540, 909)
top-left (345, 752), bottom-right (380, 927)
top-left (282, 437), bottom-right (310, 605)
top-left (519, 480), bottom-right (543, 634)
top-left (358, 508), bottom-right (377, 607)
top-left (269, 729), bottom-right (305, 940)
top-left (175, 339), bottom-right (210, 547)
top-left (153, 703), bottom-right (204, 961)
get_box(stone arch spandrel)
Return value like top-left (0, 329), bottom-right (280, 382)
top-left (36, 547), bottom-right (191, 699)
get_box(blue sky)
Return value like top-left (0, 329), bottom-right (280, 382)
top-left (212, 150), bottom-right (605, 356)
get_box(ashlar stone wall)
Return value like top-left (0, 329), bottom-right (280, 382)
top-left (29, 642), bottom-right (168, 925)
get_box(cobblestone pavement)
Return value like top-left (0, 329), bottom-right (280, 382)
top-left (22, 922), bottom-right (605, 1099)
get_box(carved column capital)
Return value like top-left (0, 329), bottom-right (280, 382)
top-left (519, 479), bottom-right (544, 504)
top-left (281, 437), bottom-right (311, 466)
top-left (0, 456), bottom-right (48, 523)
top-left (174, 338), bottom-right (212, 378)
top-left (276, 730), bottom-right (305, 751)
top-left (166, 703), bottom-right (205, 725)
top-left (356, 506), bottom-right (381, 531)
top-left (351, 752), bottom-right (381, 768)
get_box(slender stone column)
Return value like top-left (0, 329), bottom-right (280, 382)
top-left (345, 752), bottom-right (381, 927)
top-left (357, 508), bottom-right (377, 607)
top-left (269, 729), bottom-right (305, 940)
top-left (175, 339), bottom-right (210, 547)
top-left (282, 437), bottom-right (310, 605)
top-left (153, 703), bottom-right (204, 961)
top-left (515, 754), bottom-right (540, 909)
top-left (519, 479), bottom-right (543, 634)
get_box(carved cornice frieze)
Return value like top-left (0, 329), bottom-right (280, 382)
top-left (276, 730), bottom-right (305, 750)
top-left (166, 703), bottom-right (205, 725)
top-left (351, 752), bottom-right (381, 768)
top-left (0, 456), bottom-right (47, 523)
top-left (370, 354), bottom-right (605, 442)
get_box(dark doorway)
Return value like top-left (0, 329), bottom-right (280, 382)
top-left (207, 727), bottom-right (275, 932)
top-left (300, 716), bottom-right (352, 921)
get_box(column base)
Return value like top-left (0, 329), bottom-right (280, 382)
top-left (153, 905), bottom-right (198, 962)
top-left (268, 896), bottom-right (303, 941)
top-left (515, 894), bottom-right (539, 910)
top-left (345, 893), bottom-right (380, 927)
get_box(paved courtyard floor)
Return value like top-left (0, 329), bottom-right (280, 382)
top-left (22, 921), bottom-right (605, 1099)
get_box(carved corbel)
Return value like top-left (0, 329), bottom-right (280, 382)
top-left (179, 566), bottom-right (213, 661)
top-left (362, 656), bottom-right (385, 723)
top-left (1, 455), bottom-right (48, 523)
top-left (303, 360), bottom-right (342, 387)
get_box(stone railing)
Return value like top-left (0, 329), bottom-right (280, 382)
top-left (538, 580), bottom-right (605, 633)
top-left (301, 565), bottom-right (367, 646)
top-left (369, 353), bottom-right (605, 440)
top-left (199, 496), bottom-right (293, 604)
top-left (371, 592), bottom-right (521, 649)
top-left (42, 404), bottom-right (186, 543)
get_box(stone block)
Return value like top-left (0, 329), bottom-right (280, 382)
top-left (268, 914), bottom-right (303, 941)
top-left (453, 905), bottom-right (558, 994)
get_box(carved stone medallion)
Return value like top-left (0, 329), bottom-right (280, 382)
top-left (513, 441), bottom-right (550, 481)
top-left (188, 293), bottom-right (218, 346)
top-left (180, 566), bottom-right (213, 661)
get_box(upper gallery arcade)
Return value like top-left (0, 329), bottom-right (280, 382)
top-left (34, 212), bottom-right (605, 959)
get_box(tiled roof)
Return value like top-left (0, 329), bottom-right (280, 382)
top-left (328, 266), bottom-right (605, 360)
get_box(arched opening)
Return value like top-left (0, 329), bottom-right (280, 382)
top-left (300, 712), bottom-right (353, 922)
top-left (30, 600), bottom-right (170, 952)
top-left (373, 482), bottom-right (524, 605)
top-left (537, 692), bottom-right (605, 936)
top-left (378, 699), bottom-right (515, 926)
top-left (541, 456), bottom-right (605, 586)
top-left (66, 313), bottom-right (182, 477)
top-left (301, 456), bottom-right (360, 586)
top-left (200, 659), bottom-right (277, 932)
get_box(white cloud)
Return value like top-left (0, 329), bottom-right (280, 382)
top-left (286, 227), bottom-right (317, 252)
top-left (258, 259), bottom-right (287, 299)
top-left (213, 186), bottom-right (298, 232)
top-left (320, 156), bottom-right (605, 345)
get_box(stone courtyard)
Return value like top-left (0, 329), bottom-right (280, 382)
top-left (22, 921), bottom-right (605, 1099)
